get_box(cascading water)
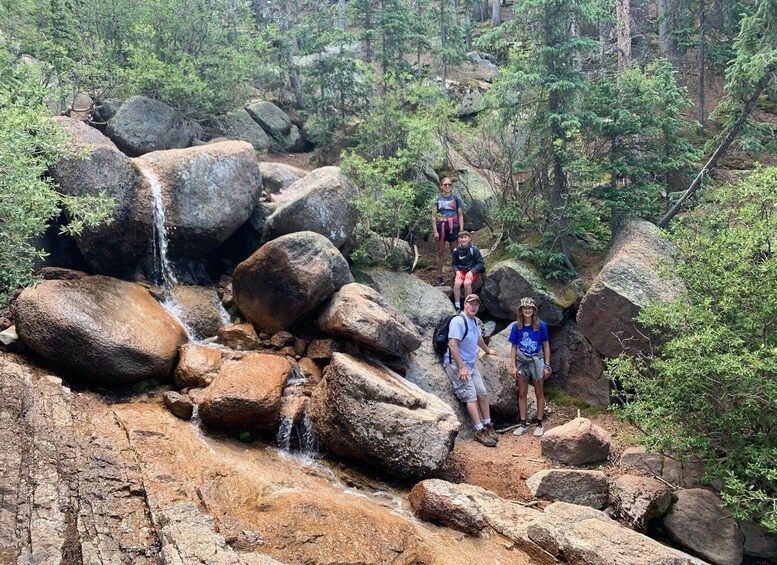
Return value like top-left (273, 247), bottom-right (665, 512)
top-left (276, 367), bottom-right (319, 456)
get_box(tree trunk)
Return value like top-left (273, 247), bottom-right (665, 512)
top-left (465, 0), bottom-right (472, 49)
top-left (658, 76), bottom-right (772, 228)
top-left (657, 0), bottom-right (669, 55)
top-left (491, 0), bottom-right (501, 27)
top-left (451, 0), bottom-right (457, 26)
top-left (615, 0), bottom-right (631, 70)
top-left (415, 0), bottom-right (422, 71)
top-left (440, 0), bottom-right (448, 95)
top-left (697, 0), bottom-right (706, 128)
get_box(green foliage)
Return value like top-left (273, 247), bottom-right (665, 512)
top-left (0, 53), bottom-right (113, 303)
top-left (607, 167), bottom-right (777, 531)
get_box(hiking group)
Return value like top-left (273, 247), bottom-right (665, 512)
top-left (433, 178), bottom-right (551, 447)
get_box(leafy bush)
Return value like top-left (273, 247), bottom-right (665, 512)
top-left (607, 167), bottom-right (777, 532)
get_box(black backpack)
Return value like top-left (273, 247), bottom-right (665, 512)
top-left (432, 313), bottom-right (468, 356)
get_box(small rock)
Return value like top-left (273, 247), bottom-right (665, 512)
top-left (218, 323), bottom-right (260, 350)
top-left (163, 391), bottom-right (194, 420)
top-left (409, 479), bottom-right (485, 534)
top-left (611, 474), bottom-right (672, 531)
top-left (526, 469), bottom-right (609, 509)
top-left (540, 417), bottom-right (610, 465)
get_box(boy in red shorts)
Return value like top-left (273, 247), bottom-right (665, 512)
top-left (451, 231), bottom-right (485, 312)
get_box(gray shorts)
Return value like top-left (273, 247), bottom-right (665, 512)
top-left (444, 362), bottom-right (487, 403)
top-left (518, 357), bottom-right (545, 383)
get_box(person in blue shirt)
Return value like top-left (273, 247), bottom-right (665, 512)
top-left (508, 297), bottom-right (551, 437)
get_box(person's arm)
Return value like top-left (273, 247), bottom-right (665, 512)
top-left (457, 201), bottom-right (464, 232)
top-left (542, 341), bottom-right (551, 379)
top-left (448, 338), bottom-right (469, 381)
top-left (471, 247), bottom-right (485, 273)
top-left (478, 335), bottom-right (496, 356)
top-left (510, 344), bottom-right (519, 379)
top-left (452, 248), bottom-right (461, 270)
top-left (432, 202), bottom-right (439, 241)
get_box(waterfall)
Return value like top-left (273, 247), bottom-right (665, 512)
top-left (276, 368), bottom-right (319, 456)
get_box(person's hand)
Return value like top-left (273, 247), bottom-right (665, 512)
top-left (510, 366), bottom-right (518, 379)
top-left (543, 366), bottom-right (551, 380)
top-left (486, 348), bottom-right (497, 356)
top-left (458, 366), bottom-right (469, 381)
top-left (433, 231), bottom-right (440, 241)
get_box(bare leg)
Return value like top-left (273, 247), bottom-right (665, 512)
top-left (435, 238), bottom-right (446, 279)
top-left (533, 379), bottom-right (545, 422)
top-left (464, 278), bottom-right (473, 296)
top-left (517, 376), bottom-right (529, 422)
top-left (476, 395), bottom-right (491, 422)
top-left (465, 400), bottom-right (482, 426)
top-left (453, 275), bottom-right (463, 303)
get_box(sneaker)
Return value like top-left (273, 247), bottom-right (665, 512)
top-left (533, 425), bottom-right (544, 437)
top-left (485, 423), bottom-right (498, 442)
top-left (512, 425), bottom-right (528, 436)
top-left (474, 428), bottom-right (497, 447)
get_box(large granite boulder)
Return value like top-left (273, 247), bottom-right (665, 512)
top-left (13, 276), bottom-right (187, 383)
top-left (577, 218), bottom-right (684, 358)
top-left (409, 479), bottom-right (485, 534)
top-left (174, 343), bottom-right (224, 388)
top-left (741, 521), bottom-right (777, 560)
top-left (664, 489), bottom-right (744, 565)
top-left (134, 141), bottom-right (261, 258)
top-left (549, 321), bottom-right (609, 407)
top-left (526, 469), bottom-right (609, 509)
top-left (170, 286), bottom-right (229, 340)
top-left (448, 149), bottom-right (496, 231)
top-left (245, 100), bottom-right (291, 137)
top-left (49, 117), bottom-right (147, 275)
top-left (358, 232), bottom-right (414, 269)
top-left (619, 446), bottom-right (705, 488)
top-left (262, 166), bottom-right (358, 248)
top-left (611, 474), bottom-right (672, 531)
top-left (540, 417), bottom-right (610, 466)
top-left (318, 283), bottom-right (422, 357)
top-left (308, 353), bottom-right (459, 479)
top-left (198, 353), bottom-right (292, 429)
top-left (232, 231), bottom-right (353, 334)
top-left (105, 95), bottom-right (201, 156)
top-left (217, 108), bottom-right (272, 151)
top-left (481, 259), bottom-right (565, 325)
top-left (259, 162), bottom-right (308, 194)
top-left (360, 269), bottom-right (454, 332)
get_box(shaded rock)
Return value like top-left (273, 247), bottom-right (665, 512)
top-left (38, 266), bottom-right (88, 280)
top-left (105, 95), bottom-right (201, 156)
top-left (308, 353), bottom-right (459, 479)
top-left (218, 323), bottom-right (260, 350)
top-left (262, 166), bottom-right (358, 248)
top-left (245, 100), bottom-right (292, 136)
top-left (664, 488), bottom-right (744, 565)
top-left (134, 140), bottom-right (261, 258)
top-left (447, 149), bottom-right (496, 231)
top-left (49, 117), bottom-right (147, 275)
top-left (409, 479), bottom-right (485, 534)
top-left (198, 353), bottom-right (292, 429)
top-left (457, 87), bottom-right (484, 117)
top-left (217, 108), bottom-right (272, 150)
top-left (577, 218), bottom-right (684, 357)
top-left (528, 502), bottom-right (705, 564)
top-left (359, 232), bottom-right (414, 269)
top-left (741, 521), bottom-right (777, 559)
top-left (550, 321), bottom-right (609, 407)
top-left (174, 343), bottom-right (224, 388)
top-left (270, 331), bottom-right (295, 348)
top-left (360, 268), bottom-right (454, 332)
top-left (526, 469), bottom-right (609, 509)
top-left (306, 338), bottom-right (345, 361)
top-left (280, 124), bottom-right (303, 152)
top-left (298, 357), bottom-right (323, 388)
top-left (476, 350), bottom-right (518, 418)
top-left (481, 259), bottom-right (565, 325)
top-left (612, 474), bottom-right (672, 531)
top-left (163, 391), bottom-right (194, 420)
top-left (171, 285), bottom-right (227, 339)
top-left (619, 446), bottom-right (705, 488)
top-left (14, 276), bottom-right (187, 383)
top-left (540, 417), bottom-right (610, 465)
top-left (318, 283), bottom-right (422, 357)
top-left (259, 162), bottom-right (308, 194)
top-left (91, 98), bottom-right (123, 126)
top-left (232, 231), bottom-right (353, 334)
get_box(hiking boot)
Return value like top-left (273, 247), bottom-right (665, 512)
top-left (474, 428), bottom-right (497, 447)
top-left (485, 423), bottom-right (498, 442)
top-left (436, 277), bottom-right (445, 286)
top-left (513, 424), bottom-right (528, 436)
top-left (533, 425), bottom-right (544, 437)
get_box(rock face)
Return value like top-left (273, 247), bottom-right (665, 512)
top-left (481, 259), bottom-right (565, 325)
top-left (359, 232), bottom-right (414, 269)
top-left (262, 166), bottom-right (359, 248)
top-left (308, 353), bottom-right (459, 479)
top-left (217, 108), bottom-right (272, 151)
top-left (135, 141), bottom-right (261, 257)
top-left (171, 285), bottom-right (228, 339)
top-left (577, 218), bottom-right (684, 357)
top-left (198, 353), bottom-right (291, 429)
top-left (318, 283), bottom-right (422, 357)
top-left (619, 446), bottom-right (705, 488)
top-left (361, 269), bottom-right (455, 332)
top-left (549, 321), bottom-right (609, 407)
top-left (664, 488), bottom-right (744, 565)
top-left (260, 162), bottom-right (308, 193)
top-left (105, 95), bottom-right (200, 156)
top-left (409, 479), bottom-right (485, 534)
top-left (49, 117), bottom-right (147, 275)
top-left (174, 343), bottom-right (224, 388)
top-left (232, 231), bottom-right (353, 334)
top-left (612, 474), bottom-right (672, 531)
top-left (540, 417), bottom-right (611, 466)
top-left (741, 521), bottom-right (777, 559)
top-left (13, 276), bottom-right (187, 384)
top-left (245, 100), bottom-right (292, 137)
top-left (526, 469), bottom-right (609, 509)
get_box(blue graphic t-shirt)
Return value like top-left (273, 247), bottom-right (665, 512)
top-left (436, 194), bottom-right (463, 220)
top-left (507, 321), bottom-right (548, 356)
top-left (446, 314), bottom-right (479, 365)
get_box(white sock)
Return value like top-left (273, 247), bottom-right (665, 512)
top-left (475, 423), bottom-right (484, 430)
top-left (483, 418), bottom-right (491, 425)
top-left (454, 302), bottom-right (461, 309)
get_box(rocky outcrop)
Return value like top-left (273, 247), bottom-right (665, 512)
top-left (198, 353), bottom-right (291, 429)
top-left (217, 108), bottom-right (272, 151)
top-left (318, 283), bottom-right (422, 357)
top-left (612, 474), bottom-right (672, 531)
top-left (409, 479), bottom-right (485, 534)
top-left (232, 231), bottom-right (353, 334)
top-left (741, 521), bottom-right (777, 560)
top-left (447, 149), bottom-right (496, 231)
top-left (174, 343), bottom-right (224, 388)
top-left (361, 269), bottom-right (454, 332)
top-left (135, 140), bottom-right (261, 258)
top-left (481, 259), bottom-right (565, 325)
top-left (308, 353), bottom-right (459, 479)
top-left (619, 446), bottom-right (705, 488)
top-left (549, 321), bottom-right (609, 407)
top-left (49, 117), bottom-right (147, 275)
top-left (359, 232), bottom-right (414, 269)
top-left (170, 285), bottom-right (228, 339)
top-left (262, 166), bottom-right (358, 248)
top-left (245, 100), bottom-right (292, 137)
top-left (664, 489), bottom-right (744, 565)
top-left (577, 218), bottom-right (684, 357)
top-left (526, 469), bottom-right (609, 509)
top-left (260, 162), bottom-right (308, 194)
top-left (14, 276), bottom-right (187, 384)
top-left (105, 95), bottom-right (201, 156)
top-left (540, 417), bottom-right (611, 465)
